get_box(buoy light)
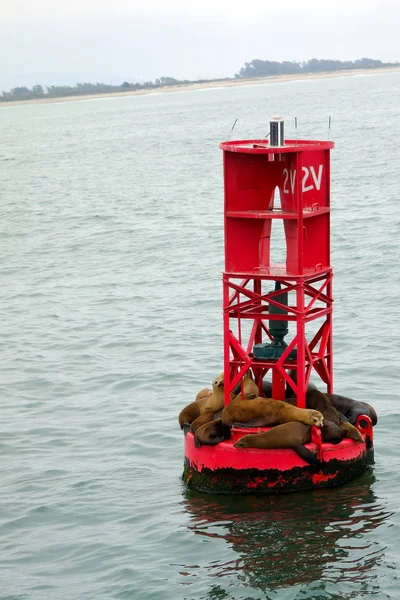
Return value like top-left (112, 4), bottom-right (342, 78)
top-left (269, 116), bottom-right (285, 147)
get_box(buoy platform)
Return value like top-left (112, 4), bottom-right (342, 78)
top-left (183, 416), bottom-right (374, 494)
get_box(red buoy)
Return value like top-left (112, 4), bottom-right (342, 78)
top-left (183, 120), bottom-right (374, 494)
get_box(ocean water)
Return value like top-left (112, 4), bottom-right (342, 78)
top-left (1, 71), bottom-right (400, 600)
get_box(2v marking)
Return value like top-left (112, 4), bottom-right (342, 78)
top-left (282, 165), bottom-right (323, 194)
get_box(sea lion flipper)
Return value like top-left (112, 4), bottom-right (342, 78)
top-left (194, 419), bottom-right (230, 446)
top-left (295, 445), bottom-right (319, 466)
top-left (340, 421), bottom-right (364, 443)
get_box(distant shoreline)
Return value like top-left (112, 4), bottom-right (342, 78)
top-left (2, 66), bottom-right (400, 108)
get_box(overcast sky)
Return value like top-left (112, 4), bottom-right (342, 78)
top-left (1, 0), bottom-right (399, 90)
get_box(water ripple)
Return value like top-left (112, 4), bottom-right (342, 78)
top-left (0, 71), bottom-right (399, 599)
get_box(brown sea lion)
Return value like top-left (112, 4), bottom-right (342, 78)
top-left (221, 397), bottom-right (324, 429)
top-left (286, 370), bottom-right (377, 426)
top-left (192, 416), bottom-right (341, 449)
top-left (260, 380), bottom-right (273, 398)
top-left (190, 410), bottom-right (221, 435)
top-left (232, 369), bottom-right (259, 401)
top-left (178, 381), bottom-right (217, 431)
top-left (189, 373), bottom-right (225, 432)
top-left (195, 388), bottom-right (212, 402)
top-left (201, 373), bottom-right (225, 413)
top-left (326, 393), bottom-right (377, 426)
top-left (233, 419), bottom-right (343, 463)
top-left (321, 420), bottom-right (344, 444)
top-left (178, 396), bottom-right (209, 432)
top-left (194, 418), bottom-right (231, 447)
top-left (303, 389), bottom-right (363, 442)
top-left (232, 379), bottom-right (274, 399)
top-left (233, 422), bottom-right (319, 465)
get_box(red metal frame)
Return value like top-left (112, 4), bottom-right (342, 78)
top-left (220, 139), bottom-right (335, 408)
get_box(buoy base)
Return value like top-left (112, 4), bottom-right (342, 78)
top-left (182, 428), bottom-right (374, 494)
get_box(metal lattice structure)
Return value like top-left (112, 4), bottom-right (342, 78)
top-left (220, 138), bottom-right (335, 407)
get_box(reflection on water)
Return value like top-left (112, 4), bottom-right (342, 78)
top-left (182, 470), bottom-right (394, 598)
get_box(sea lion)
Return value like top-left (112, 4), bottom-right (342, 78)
top-left (190, 410), bottom-right (221, 435)
top-left (201, 373), bottom-right (225, 413)
top-left (326, 393), bottom-right (377, 426)
top-left (221, 397), bottom-right (324, 429)
top-left (178, 396), bottom-right (209, 432)
top-left (189, 373), bottom-right (225, 432)
top-left (286, 371), bottom-right (377, 426)
top-left (232, 369), bottom-right (259, 400)
top-left (261, 380), bottom-right (273, 397)
top-left (178, 383), bottom-right (215, 431)
top-left (233, 419), bottom-right (344, 463)
top-left (321, 420), bottom-right (344, 444)
top-left (191, 413), bottom-right (341, 450)
top-left (233, 422), bottom-right (319, 465)
top-left (302, 389), bottom-right (364, 442)
top-left (194, 418), bottom-right (231, 447)
top-left (194, 417), bottom-right (341, 449)
top-left (232, 379), bottom-right (282, 399)
top-left (195, 388), bottom-right (212, 402)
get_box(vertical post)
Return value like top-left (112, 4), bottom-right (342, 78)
top-left (296, 281), bottom-right (306, 408)
top-left (327, 277), bottom-right (333, 393)
top-left (252, 279), bottom-right (263, 393)
top-left (326, 148), bottom-right (333, 395)
top-left (296, 149), bottom-right (306, 407)
top-left (253, 279), bottom-right (262, 345)
top-left (223, 274), bottom-right (231, 406)
top-left (296, 151), bottom-right (304, 275)
top-left (325, 149), bottom-right (331, 267)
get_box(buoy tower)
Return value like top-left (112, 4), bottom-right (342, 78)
top-left (221, 118), bottom-right (333, 406)
top-left (183, 119), bottom-right (374, 494)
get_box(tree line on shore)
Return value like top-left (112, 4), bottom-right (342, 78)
top-left (235, 57), bottom-right (394, 78)
top-left (1, 58), bottom-right (396, 103)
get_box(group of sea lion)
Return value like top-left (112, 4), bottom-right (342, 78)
top-left (178, 369), bottom-right (377, 465)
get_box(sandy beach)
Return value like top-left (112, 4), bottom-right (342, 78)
top-left (2, 66), bottom-right (400, 108)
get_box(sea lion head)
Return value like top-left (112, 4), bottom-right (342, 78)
top-left (212, 373), bottom-right (224, 390)
top-left (233, 436), bottom-right (251, 449)
top-left (308, 410), bottom-right (324, 427)
top-left (243, 369), bottom-right (254, 381)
